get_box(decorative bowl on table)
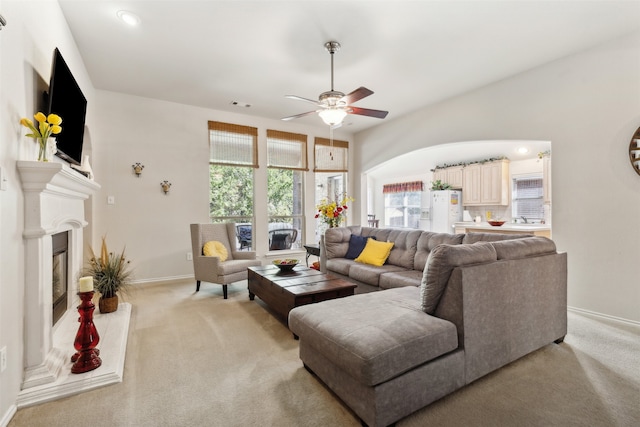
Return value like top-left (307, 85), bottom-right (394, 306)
top-left (488, 220), bottom-right (506, 227)
top-left (273, 259), bottom-right (299, 272)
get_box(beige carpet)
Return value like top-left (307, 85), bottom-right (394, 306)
top-left (9, 279), bottom-right (640, 427)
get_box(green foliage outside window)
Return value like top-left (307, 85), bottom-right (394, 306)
top-left (267, 168), bottom-right (295, 216)
top-left (209, 165), bottom-right (253, 218)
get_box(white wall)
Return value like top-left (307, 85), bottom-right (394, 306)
top-left (91, 90), bottom-right (353, 281)
top-left (0, 1), bottom-right (95, 424)
top-left (355, 32), bottom-right (640, 323)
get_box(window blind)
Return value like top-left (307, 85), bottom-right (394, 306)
top-left (208, 121), bottom-right (258, 167)
top-left (266, 129), bottom-right (308, 171)
top-left (314, 137), bottom-right (348, 172)
top-left (513, 177), bottom-right (544, 218)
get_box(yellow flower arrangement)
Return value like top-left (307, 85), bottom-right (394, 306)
top-left (315, 194), bottom-right (354, 228)
top-left (20, 112), bottom-right (63, 161)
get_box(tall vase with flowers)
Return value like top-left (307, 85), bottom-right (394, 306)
top-left (19, 112), bottom-right (63, 162)
top-left (315, 194), bottom-right (354, 229)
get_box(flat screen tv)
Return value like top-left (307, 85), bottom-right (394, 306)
top-left (47, 48), bottom-right (87, 166)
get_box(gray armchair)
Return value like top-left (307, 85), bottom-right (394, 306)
top-left (190, 223), bottom-right (261, 299)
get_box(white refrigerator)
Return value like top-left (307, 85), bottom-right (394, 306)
top-left (430, 190), bottom-right (462, 233)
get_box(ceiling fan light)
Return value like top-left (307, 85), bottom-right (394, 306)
top-left (319, 108), bottom-right (347, 126)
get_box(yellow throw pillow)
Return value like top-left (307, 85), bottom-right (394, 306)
top-left (355, 238), bottom-right (394, 267)
top-left (203, 240), bottom-right (228, 261)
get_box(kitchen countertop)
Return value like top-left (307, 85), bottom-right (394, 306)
top-left (454, 222), bottom-right (551, 232)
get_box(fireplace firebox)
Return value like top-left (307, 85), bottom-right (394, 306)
top-left (52, 231), bottom-right (69, 325)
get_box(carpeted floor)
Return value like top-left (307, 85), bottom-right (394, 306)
top-left (9, 279), bottom-right (640, 426)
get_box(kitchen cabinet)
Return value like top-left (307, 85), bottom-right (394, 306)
top-left (462, 159), bottom-right (510, 206)
top-left (446, 166), bottom-right (463, 189)
top-left (462, 164), bottom-right (481, 204)
top-left (432, 166), bottom-right (463, 189)
top-left (432, 168), bottom-right (446, 185)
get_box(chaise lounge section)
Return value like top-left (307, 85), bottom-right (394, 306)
top-left (290, 228), bottom-right (567, 427)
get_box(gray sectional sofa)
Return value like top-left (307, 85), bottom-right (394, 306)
top-left (319, 225), bottom-right (531, 293)
top-left (289, 226), bottom-right (567, 427)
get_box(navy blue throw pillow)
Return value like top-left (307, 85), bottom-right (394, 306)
top-left (345, 235), bottom-right (376, 259)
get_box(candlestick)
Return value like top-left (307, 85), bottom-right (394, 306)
top-left (78, 276), bottom-right (93, 293)
top-left (71, 290), bottom-right (102, 374)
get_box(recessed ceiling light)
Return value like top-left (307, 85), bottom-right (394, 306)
top-left (517, 147), bottom-right (529, 154)
top-left (116, 10), bottom-right (140, 26)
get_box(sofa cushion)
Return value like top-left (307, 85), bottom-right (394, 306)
top-left (386, 229), bottom-right (422, 269)
top-left (355, 239), bottom-right (394, 266)
top-left (324, 227), bottom-right (353, 259)
top-left (326, 258), bottom-right (357, 276)
top-left (491, 236), bottom-right (557, 260)
top-left (349, 263), bottom-right (406, 287)
top-left (414, 232), bottom-right (464, 272)
top-left (379, 269), bottom-right (423, 289)
top-left (462, 232), bottom-right (531, 244)
top-left (361, 227), bottom-right (392, 242)
top-left (345, 234), bottom-right (376, 259)
top-left (421, 242), bottom-right (497, 314)
top-left (288, 286), bottom-right (459, 387)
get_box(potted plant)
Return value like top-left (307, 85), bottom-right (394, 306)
top-left (85, 237), bottom-right (133, 313)
top-left (430, 180), bottom-right (452, 190)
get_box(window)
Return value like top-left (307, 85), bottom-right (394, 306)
top-left (267, 130), bottom-right (307, 250)
top-left (512, 175), bottom-right (544, 220)
top-left (209, 121), bottom-right (257, 249)
top-left (314, 137), bottom-right (349, 237)
top-left (314, 137), bottom-right (348, 173)
top-left (383, 181), bottom-right (423, 228)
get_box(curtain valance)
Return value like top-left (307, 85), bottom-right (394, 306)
top-left (382, 181), bottom-right (424, 194)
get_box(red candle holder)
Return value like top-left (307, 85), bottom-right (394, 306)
top-left (71, 291), bottom-right (102, 374)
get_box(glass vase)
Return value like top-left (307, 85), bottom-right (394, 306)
top-left (37, 137), bottom-right (48, 162)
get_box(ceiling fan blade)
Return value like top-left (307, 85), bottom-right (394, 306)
top-left (285, 95), bottom-right (322, 106)
top-left (341, 87), bottom-right (374, 105)
top-left (281, 110), bottom-right (318, 121)
top-left (348, 106), bottom-right (389, 119)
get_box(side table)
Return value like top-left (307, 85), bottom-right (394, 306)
top-left (303, 244), bottom-right (320, 267)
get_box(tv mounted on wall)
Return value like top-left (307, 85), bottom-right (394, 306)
top-left (47, 48), bottom-right (87, 166)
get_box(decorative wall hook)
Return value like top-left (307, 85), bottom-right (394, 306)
top-left (132, 162), bottom-right (144, 177)
top-left (160, 180), bottom-right (172, 194)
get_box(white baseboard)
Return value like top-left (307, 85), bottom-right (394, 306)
top-left (130, 274), bottom-right (194, 287)
top-left (568, 306), bottom-right (640, 327)
top-left (0, 404), bottom-right (16, 427)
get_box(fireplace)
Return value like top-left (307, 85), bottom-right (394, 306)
top-left (17, 160), bottom-right (130, 408)
top-left (52, 232), bottom-right (69, 325)
top-left (17, 161), bottom-right (100, 389)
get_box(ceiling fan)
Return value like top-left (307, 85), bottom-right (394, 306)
top-left (281, 41), bottom-right (389, 127)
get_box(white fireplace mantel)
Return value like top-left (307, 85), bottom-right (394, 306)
top-left (17, 161), bottom-right (100, 237)
top-left (17, 161), bottom-right (100, 390)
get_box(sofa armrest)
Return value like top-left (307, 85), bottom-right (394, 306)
top-left (319, 235), bottom-right (327, 273)
top-left (435, 252), bottom-right (567, 384)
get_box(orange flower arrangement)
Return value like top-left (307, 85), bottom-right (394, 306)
top-left (315, 194), bottom-right (354, 228)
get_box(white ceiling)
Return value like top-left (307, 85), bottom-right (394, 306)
top-left (365, 140), bottom-right (551, 179)
top-left (59, 1), bottom-right (640, 134)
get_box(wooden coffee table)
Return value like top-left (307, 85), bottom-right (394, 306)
top-left (247, 265), bottom-right (356, 321)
